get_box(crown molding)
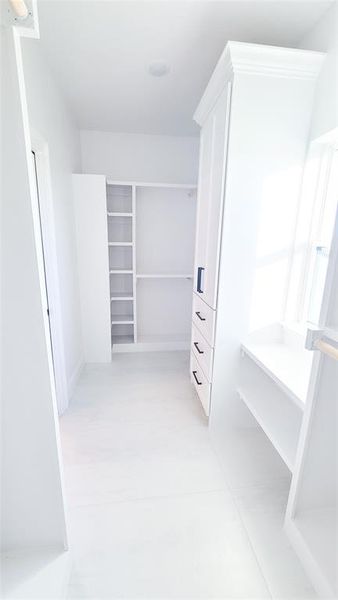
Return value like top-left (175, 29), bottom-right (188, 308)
top-left (194, 41), bottom-right (325, 127)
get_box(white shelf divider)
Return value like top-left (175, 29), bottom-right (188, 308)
top-left (111, 295), bottom-right (133, 301)
top-left (107, 183), bottom-right (136, 348)
top-left (111, 317), bottom-right (134, 325)
top-left (107, 212), bottom-right (133, 217)
top-left (132, 185), bottom-right (137, 343)
top-left (108, 242), bottom-right (133, 247)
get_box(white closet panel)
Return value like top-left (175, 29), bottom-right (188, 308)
top-left (72, 174), bottom-right (111, 363)
top-left (136, 186), bottom-right (196, 276)
top-left (137, 277), bottom-right (192, 345)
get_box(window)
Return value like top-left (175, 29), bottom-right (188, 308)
top-left (285, 132), bottom-right (338, 329)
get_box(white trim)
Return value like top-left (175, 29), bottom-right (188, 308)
top-left (284, 518), bottom-right (336, 599)
top-left (12, 19), bottom-right (68, 550)
top-left (105, 179), bottom-right (197, 189)
top-left (31, 132), bottom-right (69, 416)
top-left (194, 41), bottom-right (325, 126)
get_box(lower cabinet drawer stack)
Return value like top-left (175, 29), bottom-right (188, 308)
top-left (190, 294), bottom-right (216, 416)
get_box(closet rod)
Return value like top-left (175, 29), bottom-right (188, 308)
top-left (314, 339), bottom-right (338, 361)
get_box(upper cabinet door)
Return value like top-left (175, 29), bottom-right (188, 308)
top-left (193, 84), bottom-right (232, 310)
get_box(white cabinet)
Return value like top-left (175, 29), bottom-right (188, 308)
top-left (73, 177), bottom-right (197, 357)
top-left (193, 85), bottom-right (231, 310)
top-left (190, 42), bottom-right (324, 418)
top-left (73, 174), bottom-right (111, 363)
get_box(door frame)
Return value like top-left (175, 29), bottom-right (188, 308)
top-left (31, 130), bottom-right (69, 415)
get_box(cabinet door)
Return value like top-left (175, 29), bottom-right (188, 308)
top-left (193, 83), bottom-right (232, 309)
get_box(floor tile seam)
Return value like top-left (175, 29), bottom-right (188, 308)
top-left (226, 475), bottom-right (291, 495)
top-left (66, 486), bottom-right (232, 511)
top-left (208, 443), bottom-right (274, 600)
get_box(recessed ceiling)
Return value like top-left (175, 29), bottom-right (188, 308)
top-left (35, 0), bottom-right (333, 136)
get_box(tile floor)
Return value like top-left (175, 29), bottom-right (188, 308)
top-left (59, 351), bottom-right (316, 599)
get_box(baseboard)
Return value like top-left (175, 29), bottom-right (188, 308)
top-left (112, 341), bottom-right (190, 353)
top-left (67, 358), bottom-right (84, 400)
top-left (284, 517), bottom-right (335, 599)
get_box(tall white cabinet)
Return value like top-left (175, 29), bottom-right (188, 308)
top-left (73, 175), bottom-right (112, 363)
top-left (73, 176), bottom-right (196, 359)
top-left (190, 42), bottom-right (324, 418)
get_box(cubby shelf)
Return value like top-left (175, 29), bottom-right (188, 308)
top-left (109, 270), bottom-right (133, 274)
top-left (240, 342), bottom-right (308, 410)
top-left (107, 212), bottom-right (133, 217)
top-left (111, 317), bottom-right (134, 324)
top-left (111, 335), bottom-right (134, 345)
top-left (111, 295), bottom-right (133, 301)
top-left (108, 242), bottom-right (133, 247)
top-left (237, 386), bottom-right (296, 471)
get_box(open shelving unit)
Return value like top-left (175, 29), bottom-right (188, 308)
top-left (106, 180), bottom-right (197, 352)
top-left (237, 323), bottom-right (312, 471)
top-left (107, 184), bottom-right (136, 346)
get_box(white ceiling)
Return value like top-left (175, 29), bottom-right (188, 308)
top-left (37, 0), bottom-right (333, 136)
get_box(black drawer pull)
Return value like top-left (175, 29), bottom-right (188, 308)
top-left (197, 266), bottom-right (204, 293)
top-left (194, 342), bottom-right (204, 354)
top-left (195, 311), bottom-right (206, 321)
top-left (192, 370), bottom-right (202, 385)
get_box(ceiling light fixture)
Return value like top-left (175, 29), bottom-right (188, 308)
top-left (148, 60), bottom-right (170, 77)
top-left (8, 0), bottom-right (29, 20)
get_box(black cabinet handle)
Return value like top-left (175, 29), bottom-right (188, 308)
top-left (195, 311), bottom-right (206, 321)
top-left (197, 267), bottom-right (204, 293)
top-left (192, 370), bottom-right (202, 385)
top-left (194, 342), bottom-right (204, 354)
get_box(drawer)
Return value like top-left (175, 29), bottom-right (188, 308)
top-left (192, 293), bottom-right (216, 347)
top-left (190, 353), bottom-right (211, 417)
top-left (191, 323), bottom-right (214, 382)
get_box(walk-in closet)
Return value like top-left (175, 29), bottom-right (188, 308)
top-left (2, 1), bottom-right (337, 598)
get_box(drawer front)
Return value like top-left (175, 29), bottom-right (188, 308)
top-left (192, 293), bottom-right (216, 347)
top-left (191, 354), bottom-right (211, 417)
top-left (191, 323), bottom-right (214, 382)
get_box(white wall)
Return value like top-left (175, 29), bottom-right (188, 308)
top-left (1, 26), bottom-right (67, 551)
top-left (298, 2), bottom-right (338, 141)
top-left (80, 130), bottom-right (199, 184)
top-left (21, 38), bottom-right (83, 395)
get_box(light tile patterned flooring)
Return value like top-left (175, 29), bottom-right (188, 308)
top-left (60, 352), bottom-right (316, 600)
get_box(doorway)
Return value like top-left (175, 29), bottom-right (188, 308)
top-left (30, 138), bottom-right (68, 414)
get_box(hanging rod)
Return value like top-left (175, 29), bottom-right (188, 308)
top-left (314, 339), bottom-right (338, 361)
